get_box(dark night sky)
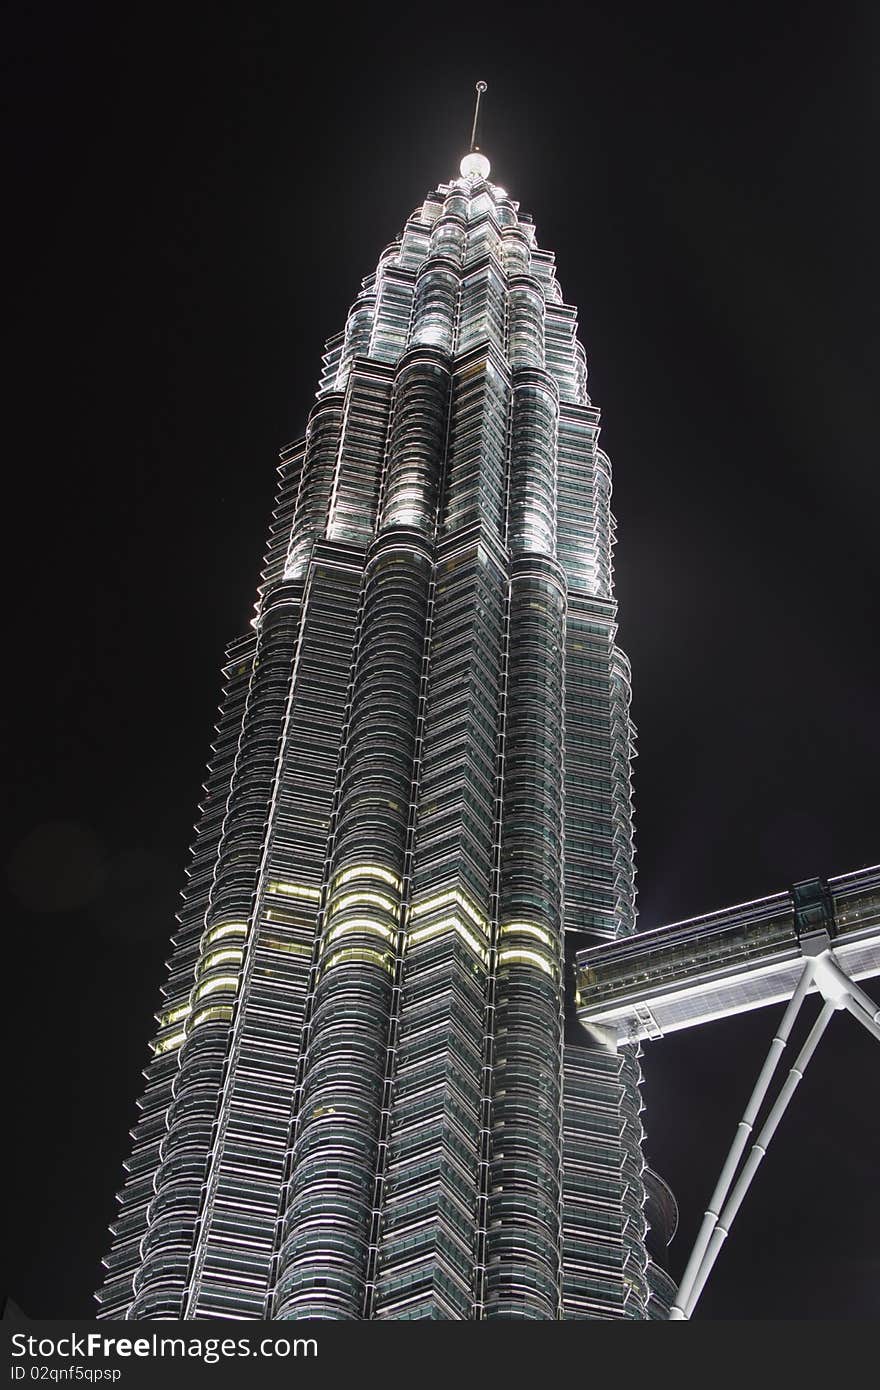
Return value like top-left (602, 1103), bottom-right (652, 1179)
top-left (5, 0), bottom-right (879, 1319)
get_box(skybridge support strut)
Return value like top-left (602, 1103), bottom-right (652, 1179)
top-left (668, 959), bottom-right (815, 1319)
top-left (669, 947), bottom-right (880, 1320)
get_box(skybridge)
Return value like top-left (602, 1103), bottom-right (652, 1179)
top-left (576, 865), bottom-right (880, 1044)
top-left (576, 864), bottom-right (880, 1319)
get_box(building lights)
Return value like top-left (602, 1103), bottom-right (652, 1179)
top-left (262, 937), bottom-right (313, 956)
top-left (410, 889), bottom-right (489, 935)
top-left (197, 947), bottom-right (244, 975)
top-left (328, 889), bottom-right (398, 918)
top-left (190, 1004), bottom-right (235, 1030)
top-left (333, 864), bottom-right (402, 891)
top-left (202, 921), bottom-right (249, 947)
top-left (500, 920), bottom-right (556, 950)
top-left (497, 947), bottom-right (558, 979)
top-left (407, 914), bottom-right (489, 965)
top-left (157, 1002), bottom-right (191, 1028)
top-left (323, 916), bottom-right (397, 948)
top-left (192, 974), bottom-right (240, 1003)
top-left (266, 880), bottom-right (321, 901)
top-left (152, 1030), bottom-right (187, 1056)
top-left (320, 946), bottom-right (394, 976)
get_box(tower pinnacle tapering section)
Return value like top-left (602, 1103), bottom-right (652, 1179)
top-left (96, 144), bottom-right (671, 1321)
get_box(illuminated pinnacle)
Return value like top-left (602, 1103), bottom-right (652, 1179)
top-left (460, 80), bottom-right (490, 179)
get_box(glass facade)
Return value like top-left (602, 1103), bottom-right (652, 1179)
top-left (97, 151), bottom-right (671, 1320)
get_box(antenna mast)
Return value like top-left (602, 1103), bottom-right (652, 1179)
top-left (469, 81), bottom-right (488, 152)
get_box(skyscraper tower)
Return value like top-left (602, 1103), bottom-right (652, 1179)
top-left (97, 98), bottom-right (673, 1321)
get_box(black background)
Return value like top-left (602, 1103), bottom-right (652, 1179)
top-left (5, 0), bottom-right (879, 1318)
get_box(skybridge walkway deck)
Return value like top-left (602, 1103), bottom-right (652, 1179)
top-left (575, 865), bottom-right (880, 1317)
top-left (576, 865), bottom-right (880, 1044)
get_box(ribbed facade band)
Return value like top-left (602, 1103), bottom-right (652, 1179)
top-left (97, 152), bottom-right (675, 1320)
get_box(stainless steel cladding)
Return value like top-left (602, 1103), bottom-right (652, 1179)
top-left (97, 155), bottom-right (650, 1321)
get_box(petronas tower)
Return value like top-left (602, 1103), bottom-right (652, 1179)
top-left (97, 115), bottom-right (676, 1321)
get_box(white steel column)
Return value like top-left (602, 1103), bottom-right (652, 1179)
top-left (677, 997), bottom-right (836, 1319)
top-left (670, 945), bottom-right (879, 1320)
top-left (668, 959), bottom-right (815, 1319)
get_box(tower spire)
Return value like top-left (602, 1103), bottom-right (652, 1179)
top-left (461, 80), bottom-right (491, 181)
top-left (469, 79), bottom-right (487, 152)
